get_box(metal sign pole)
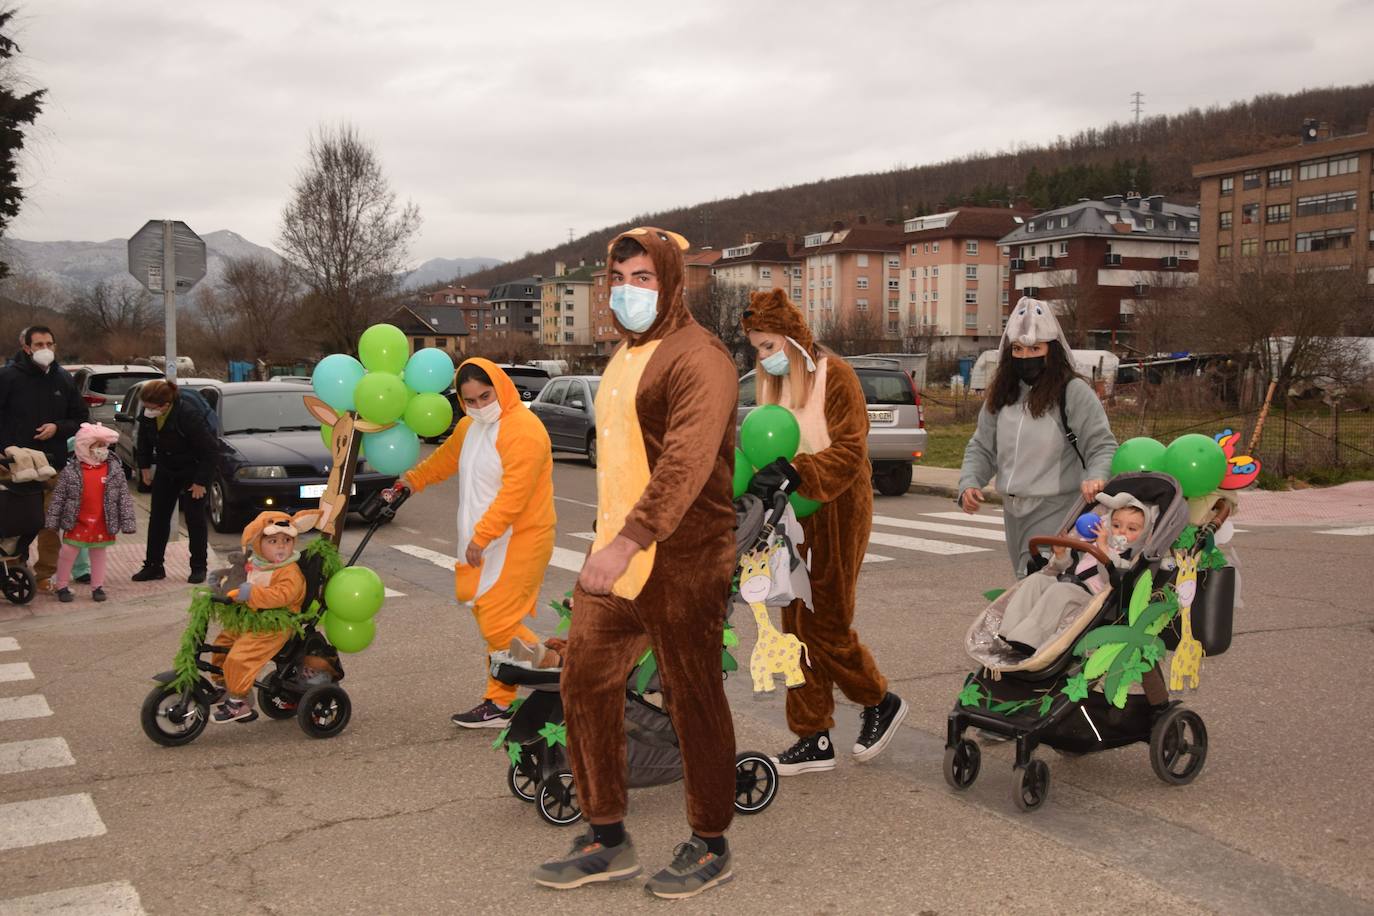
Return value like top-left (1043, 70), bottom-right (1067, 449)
top-left (162, 220), bottom-right (178, 383)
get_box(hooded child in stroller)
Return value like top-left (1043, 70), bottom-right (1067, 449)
top-left (0, 448), bottom-right (56, 604)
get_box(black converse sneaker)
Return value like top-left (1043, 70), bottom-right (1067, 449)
top-left (770, 731), bottom-right (836, 776)
top-left (853, 692), bottom-right (908, 762)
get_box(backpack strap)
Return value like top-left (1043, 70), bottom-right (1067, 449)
top-left (1059, 387), bottom-right (1086, 469)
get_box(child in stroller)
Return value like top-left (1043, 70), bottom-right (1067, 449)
top-left (0, 448), bottom-right (56, 605)
top-left (943, 471), bottom-right (1236, 812)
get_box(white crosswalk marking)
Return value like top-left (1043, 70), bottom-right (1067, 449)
top-left (0, 662), bottom-right (34, 683)
top-left (569, 531), bottom-right (595, 541)
top-left (0, 637), bottom-right (19, 652)
top-left (0, 738), bottom-right (75, 776)
top-left (0, 880), bottom-right (146, 915)
top-left (550, 547), bottom-right (584, 573)
top-left (0, 695), bottom-right (52, 722)
top-left (383, 587), bottom-right (406, 598)
top-left (921, 511), bottom-right (1004, 526)
top-left (0, 793), bottom-right (106, 851)
top-left (1318, 525), bottom-right (1374, 536)
top-left (871, 515), bottom-right (1007, 542)
top-left (862, 553), bottom-right (893, 564)
top-left (869, 531), bottom-right (989, 556)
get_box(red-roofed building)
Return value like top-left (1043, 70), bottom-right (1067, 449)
top-left (795, 218), bottom-right (906, 339)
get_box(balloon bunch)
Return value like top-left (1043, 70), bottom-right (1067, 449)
top-left (321, 566), bottom-right (386, 653)
top-left (1110, 433), bottom-right (1229, 498)
top-left (310, 324), bottom-right (455, 476)
top-left (733, 405), bottom-right (821, 518)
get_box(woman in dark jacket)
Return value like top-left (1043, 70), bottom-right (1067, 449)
top-left (133, 380), bottom-right (218, 583)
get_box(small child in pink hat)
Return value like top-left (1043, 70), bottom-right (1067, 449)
top-left (45, 423), bottom-right (137, 602)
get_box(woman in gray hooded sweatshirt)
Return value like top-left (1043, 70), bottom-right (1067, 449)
top-left (958, 298), bottom-right (1116, 577)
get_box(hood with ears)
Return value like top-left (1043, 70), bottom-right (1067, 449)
top-left (606, 226), bottom-right (694, 344)
top-left (74, 422), bottom-right (118, 464)
top-left (457, 357), bottom-right (522, 417)
top-left (740, 288), bottom-right (817, 369)
top-left (1002, 296), bottom-right (1072, 355)
top-left (241, 509), bottom-right (321, 557)
top-left (1094, 490), bottom-right (1159, 542)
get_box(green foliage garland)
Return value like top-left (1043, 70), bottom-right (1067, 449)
top-left (165, 587), bottom-right (319, 695)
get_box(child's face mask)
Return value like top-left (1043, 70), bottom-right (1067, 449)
top-left (87, 446), bottom-right (109, 463)
top-left (259, 533), bottom-right (295, 564)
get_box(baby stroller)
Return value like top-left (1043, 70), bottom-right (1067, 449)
top-left (0, 455), bottom-right (45, 605)
top-left (139, 488), bottom-right (409, 746)
top-left (943, 472), bottom-right (1236, 812)
top-left (489, 479), bottom-right (800, 827)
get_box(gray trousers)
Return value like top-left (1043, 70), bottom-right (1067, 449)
top-left (1002, 491), bottom-right (1082, 578)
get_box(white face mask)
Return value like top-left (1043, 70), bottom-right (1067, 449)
top-left (469, 401), bottom-right (502, 425)
top-left (144, 405), bottom-right (168, 419)
top-left (610, 284), bottom-right (658, 333)
top-left (88, 446), bottom-right (109, 463)
top-left (30, 347), bottom-right (55, 368)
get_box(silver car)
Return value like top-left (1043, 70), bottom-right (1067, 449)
top-left (529, 375), bottom-right (600, 467)
top-left (737, 359), bottom-right (927, 497)
top-left (67, 363), bottom-right (164, 425)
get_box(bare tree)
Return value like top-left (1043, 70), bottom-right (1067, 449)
top-left (0, 267), bottom-right (67, 347)
top-left (278, 124), bottom-right (420, 354)
top-left (64, 280), bottom-right (157, 359)
top-left (1045, 269), bottom-right (1100, 349)
top-left (817, 307), bottom-right (884, 355)
top-left (690, 278), bottom-right (753, 367)
top-left (218, 255), bottom-right (300, 369)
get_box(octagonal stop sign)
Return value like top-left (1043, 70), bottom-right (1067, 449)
top-left (127, 220), bottom-right (207, 293)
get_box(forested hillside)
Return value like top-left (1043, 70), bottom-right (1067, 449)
top-left (464, 83), bottom-right (1374, 287)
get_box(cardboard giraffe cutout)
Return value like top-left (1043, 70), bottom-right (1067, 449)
top-left (738, 545), bottom-right (809, 692)
top-left (1168, 551), bottom-right (1204, 690)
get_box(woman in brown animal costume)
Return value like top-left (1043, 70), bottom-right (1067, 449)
top-left (533, 228), bottom-right (739, 900)
top-left (742, 289), bottom-right (907, 776)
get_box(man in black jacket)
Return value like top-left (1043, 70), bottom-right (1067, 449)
top-left (133, 379), bottom-right (218, 583)
top-left (0, 326), bottom-right (90, 589)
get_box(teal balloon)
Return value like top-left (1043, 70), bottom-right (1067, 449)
top-left (1163, 433), bottom-right (1227, 498)
top-left (358, 323), bottom-right (409, 375)
top-left (404, 391), bottom-right (453, 438)
top-left (324, 566), bottom-right (385, 622)
top-left (363, 422), bottom-right (421, 475)
top-left (732, 448), bottom-right (754, 499)
top-left (790, 492), bottom-right (821, 519)
top-left (353, 371), bottom-right (408, 425)
top-left (323, 614), bottom-right (376, 653)
top-left (1111, 437), bottom-right (1167, 476)
top-left (311, 353), bottom-right (366, 413)
top-left (740, 405), bottom-right (801, 469)
top-left (403, 348), bottom-right (455, 395)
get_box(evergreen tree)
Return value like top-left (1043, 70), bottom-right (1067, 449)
top-left (1134, 157), bottom-right (1154, 196)
top-left (0, 8), bottom-right (45, 281)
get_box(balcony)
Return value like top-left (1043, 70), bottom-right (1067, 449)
top-left (1009, 258), bottom-right (1026, 270)
top-left (1105, 253), bottom-right (1122, 266)
top-left (1037, 256), bottom-right (1056, 269)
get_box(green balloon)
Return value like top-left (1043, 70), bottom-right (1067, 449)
top-left (790, 492), bottom-right (821, 519)
top-left (740, 405), bottom-right (800, 469)
top-left (1163, 433), bottom-right (1228, 498)
top-left (324, 566), bottom-right (385, 622)
top-left (324, 614), bottom-right (376, 654)
top-left (358, 323), bottom-right (409, 375)
top-left (1111, 437), bottom-right (1167, 476)
top-left (732, 448), bottom-right (754, 499)
top-left (353, 372), bottom-right (408, 425)
top-left (404, 391), bottom-right (453, 439)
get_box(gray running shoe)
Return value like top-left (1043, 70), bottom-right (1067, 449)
top-left (532, 833), bottom-right (641, 890)
top-left (644, 837), bottom-right (733, 900)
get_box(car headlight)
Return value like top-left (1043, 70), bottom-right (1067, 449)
top-left (235, 465), bottom-right (287, 479)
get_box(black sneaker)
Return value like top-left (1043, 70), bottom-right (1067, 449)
top-left (853, 692), bottom-right (909, 762)
top-left (532, 832), bottom-right (641, 889)
top-left (56, 587), bottom-right (74, 603)
top-left (450, 699), bottom-right (511, 729)
top-left (771, 731), bottom-right (835, 776)
top-left (131, 565), bottom-right (166, 582)
top-left (643, 837), bottom-right (733, 900)
top-left (187, 569), bottom-right (207, 584)
top-left (91, 587), bottom-right (107, 602)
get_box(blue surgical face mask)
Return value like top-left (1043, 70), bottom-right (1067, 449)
top-left (610, 284), bottom-right (658, 333)
top-left (761, 350), bottom-right (790, 376)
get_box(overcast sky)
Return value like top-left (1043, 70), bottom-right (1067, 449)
top-left (9, 0), bottom-right (1374, 264)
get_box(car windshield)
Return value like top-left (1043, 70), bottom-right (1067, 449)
top-left (856, 369), bottom-right (915, 406)
top-left (220, 391), bottom-right (317, 434)
top-left (92, 373), bottom-right (158, 397)
top-left (587, 380), bottom-right (599, 397)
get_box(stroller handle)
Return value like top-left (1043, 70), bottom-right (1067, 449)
top-left (1027, 535), bottom-right (1120, 591)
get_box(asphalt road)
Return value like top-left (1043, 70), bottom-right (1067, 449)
top-left (2, 444), bottom-right (1372, 914)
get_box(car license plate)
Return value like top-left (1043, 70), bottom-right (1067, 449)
top-left (867, 409), bottom-right (894, 423)
top-left (299, 484), bottom-right (356, 498)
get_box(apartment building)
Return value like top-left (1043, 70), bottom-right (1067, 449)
top-left (487, 276), bottom-right (542, 339)
top-left (387, 303), bottom-right (469, 357)
top-left (711, 237), bottom-right (803, 300)
top-left (683, 249), bottom-right (722, 308)
top-left (1193, 112), bottom-right (1374, 286)
top-left (539, 262), bottom-right (596, 350)
top-left (795, 218), bottom-right (906, 337)
top-left (417, 285), bottom-right (491, 337)
top-left (1000, 194), bottom-right (1200, 348)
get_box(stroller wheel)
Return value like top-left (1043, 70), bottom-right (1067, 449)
top-left (1011, 759), bottom-right (1050, 812)
top-left (296, 685), bottom-right (351, 739)
top-left (943, 739), bottom-right (981, 791)
top-left (508, 761), bottom-right (538, 803)
top-left (733, 751), bottom-right (779, 814)
top-left (140, 686), bottom-right (208, 747)
top-left (2, 566), bottom-right (35, 605)
top-left (257, 679), bottom-right (298, 720)
top-left (1150, 706), bottom-right (1208, 785)
top-left (537, 770), bottom-right (582, 826)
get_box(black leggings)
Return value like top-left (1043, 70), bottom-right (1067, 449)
top-left (143, 470), bottom-right (208, 571)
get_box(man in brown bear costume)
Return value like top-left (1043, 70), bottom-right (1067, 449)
top-left (742, 289), bottom-right (906, 775)
top-left (533, 228), bottom-right (739, 900)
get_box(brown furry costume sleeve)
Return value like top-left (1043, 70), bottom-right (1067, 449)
top-left (792, 358), bottom-right (869, 503)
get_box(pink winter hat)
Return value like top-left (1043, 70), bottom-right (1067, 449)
top-left (74, 423), bottom-right (118, 463)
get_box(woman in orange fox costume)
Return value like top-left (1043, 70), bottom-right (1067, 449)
top-left (398, 357), bottom-right (556, 727)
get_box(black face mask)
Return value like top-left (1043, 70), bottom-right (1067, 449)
top-left (1013, 355), bottom-right (1046, 385)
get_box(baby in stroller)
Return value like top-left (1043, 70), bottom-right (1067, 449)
top-left (0, 448), bottom-right (56, 605)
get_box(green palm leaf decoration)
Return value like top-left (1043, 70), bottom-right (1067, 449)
top-left (1072, 570), bottom-right (1180, 708)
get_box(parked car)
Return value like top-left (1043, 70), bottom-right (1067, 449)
top-left (529, 375), bottom-right (600, 467)
top-left (113, 380), bottom-right (396, 532)
top-left (113, 378), bottom-right (222, 491)
top-left (737, 361), bottom-right (927, 497)
top-left (499, 364), bottom-right (552, 403)
top-left (67, 363), bottom-right (164, 425)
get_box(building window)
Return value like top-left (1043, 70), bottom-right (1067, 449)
top-left (1059, 216), bottom-right (1068, 229)
top-left (887, 256), bottom-right (900, 269)
top-left (1168, 218), bottom-right (1177, 231)
top-left (964, 290), bottom-right (978, 304)
top-left (1145, 218), bottom-right (1154, 229)
top-left (965, 265), bottom-right (978, 279)
top-left (1188, 219), bottom-right (1199, 232)
top-left (1027, 222), bottom-right (1036, 232)
top-left (1298, 154), bottom-right (1359, 180)
top-left (932, 266), bottom-right (940, 278)
top-left (1296, 190), bottom-right (1358, 217)
top-left (910, 244), bottom-right (919, 255)
top-left (964, 313), bottom-right (978, 329)
top-left (857, 254), bottom-right (869, 267)
top-left (1241, 203), bottom-right (1259, 225)
top-left (1000, 289), bottom-right (1009, 304)
top-left (933, 241), bottom-right (941, 252)
top-left (856, 298), bottom-right (868, 310)
top-left (931, 289), bottom-right (939, 301)
top-left (924, 243), bottom-right (931, 253)
top-left (1219, 211), bottom-right (1233, 230)
top-left (1057, 242), bottom-right (1069, 256)
top-left (1242, 170), bottom-right (1261, 189)
top-left (1267, 166), bottom-right (1292, 187)
top-left (565, 316), bottom-right (574, 326)
top-left (1218, 244), bottom-right (1231, 260)
top-left (887, 278), bottom-right (900, 291)
top-left (1264, 238), bottom-right (1290, 255)
top-left (435, 337), bottom-right (447, 348)
top-left (965, 240), bottom-right (979, 256)
top-left (1240, 239), bottom-right (1258, 257)
top-left (1220, 176), bottom-right (1234, 196)
top-left (564, 332), bottom-right (574, 343)
top-left (1266, 203), bottom-right (1291, 223)
top-left (910, 268), bottom-right (918, 279)
top-left (856, 277), bottom-right (869, 289)
top-left (1295, 227), bottom-right (1355, 252)
top-left (760, 267), bottom-right (771, 279)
